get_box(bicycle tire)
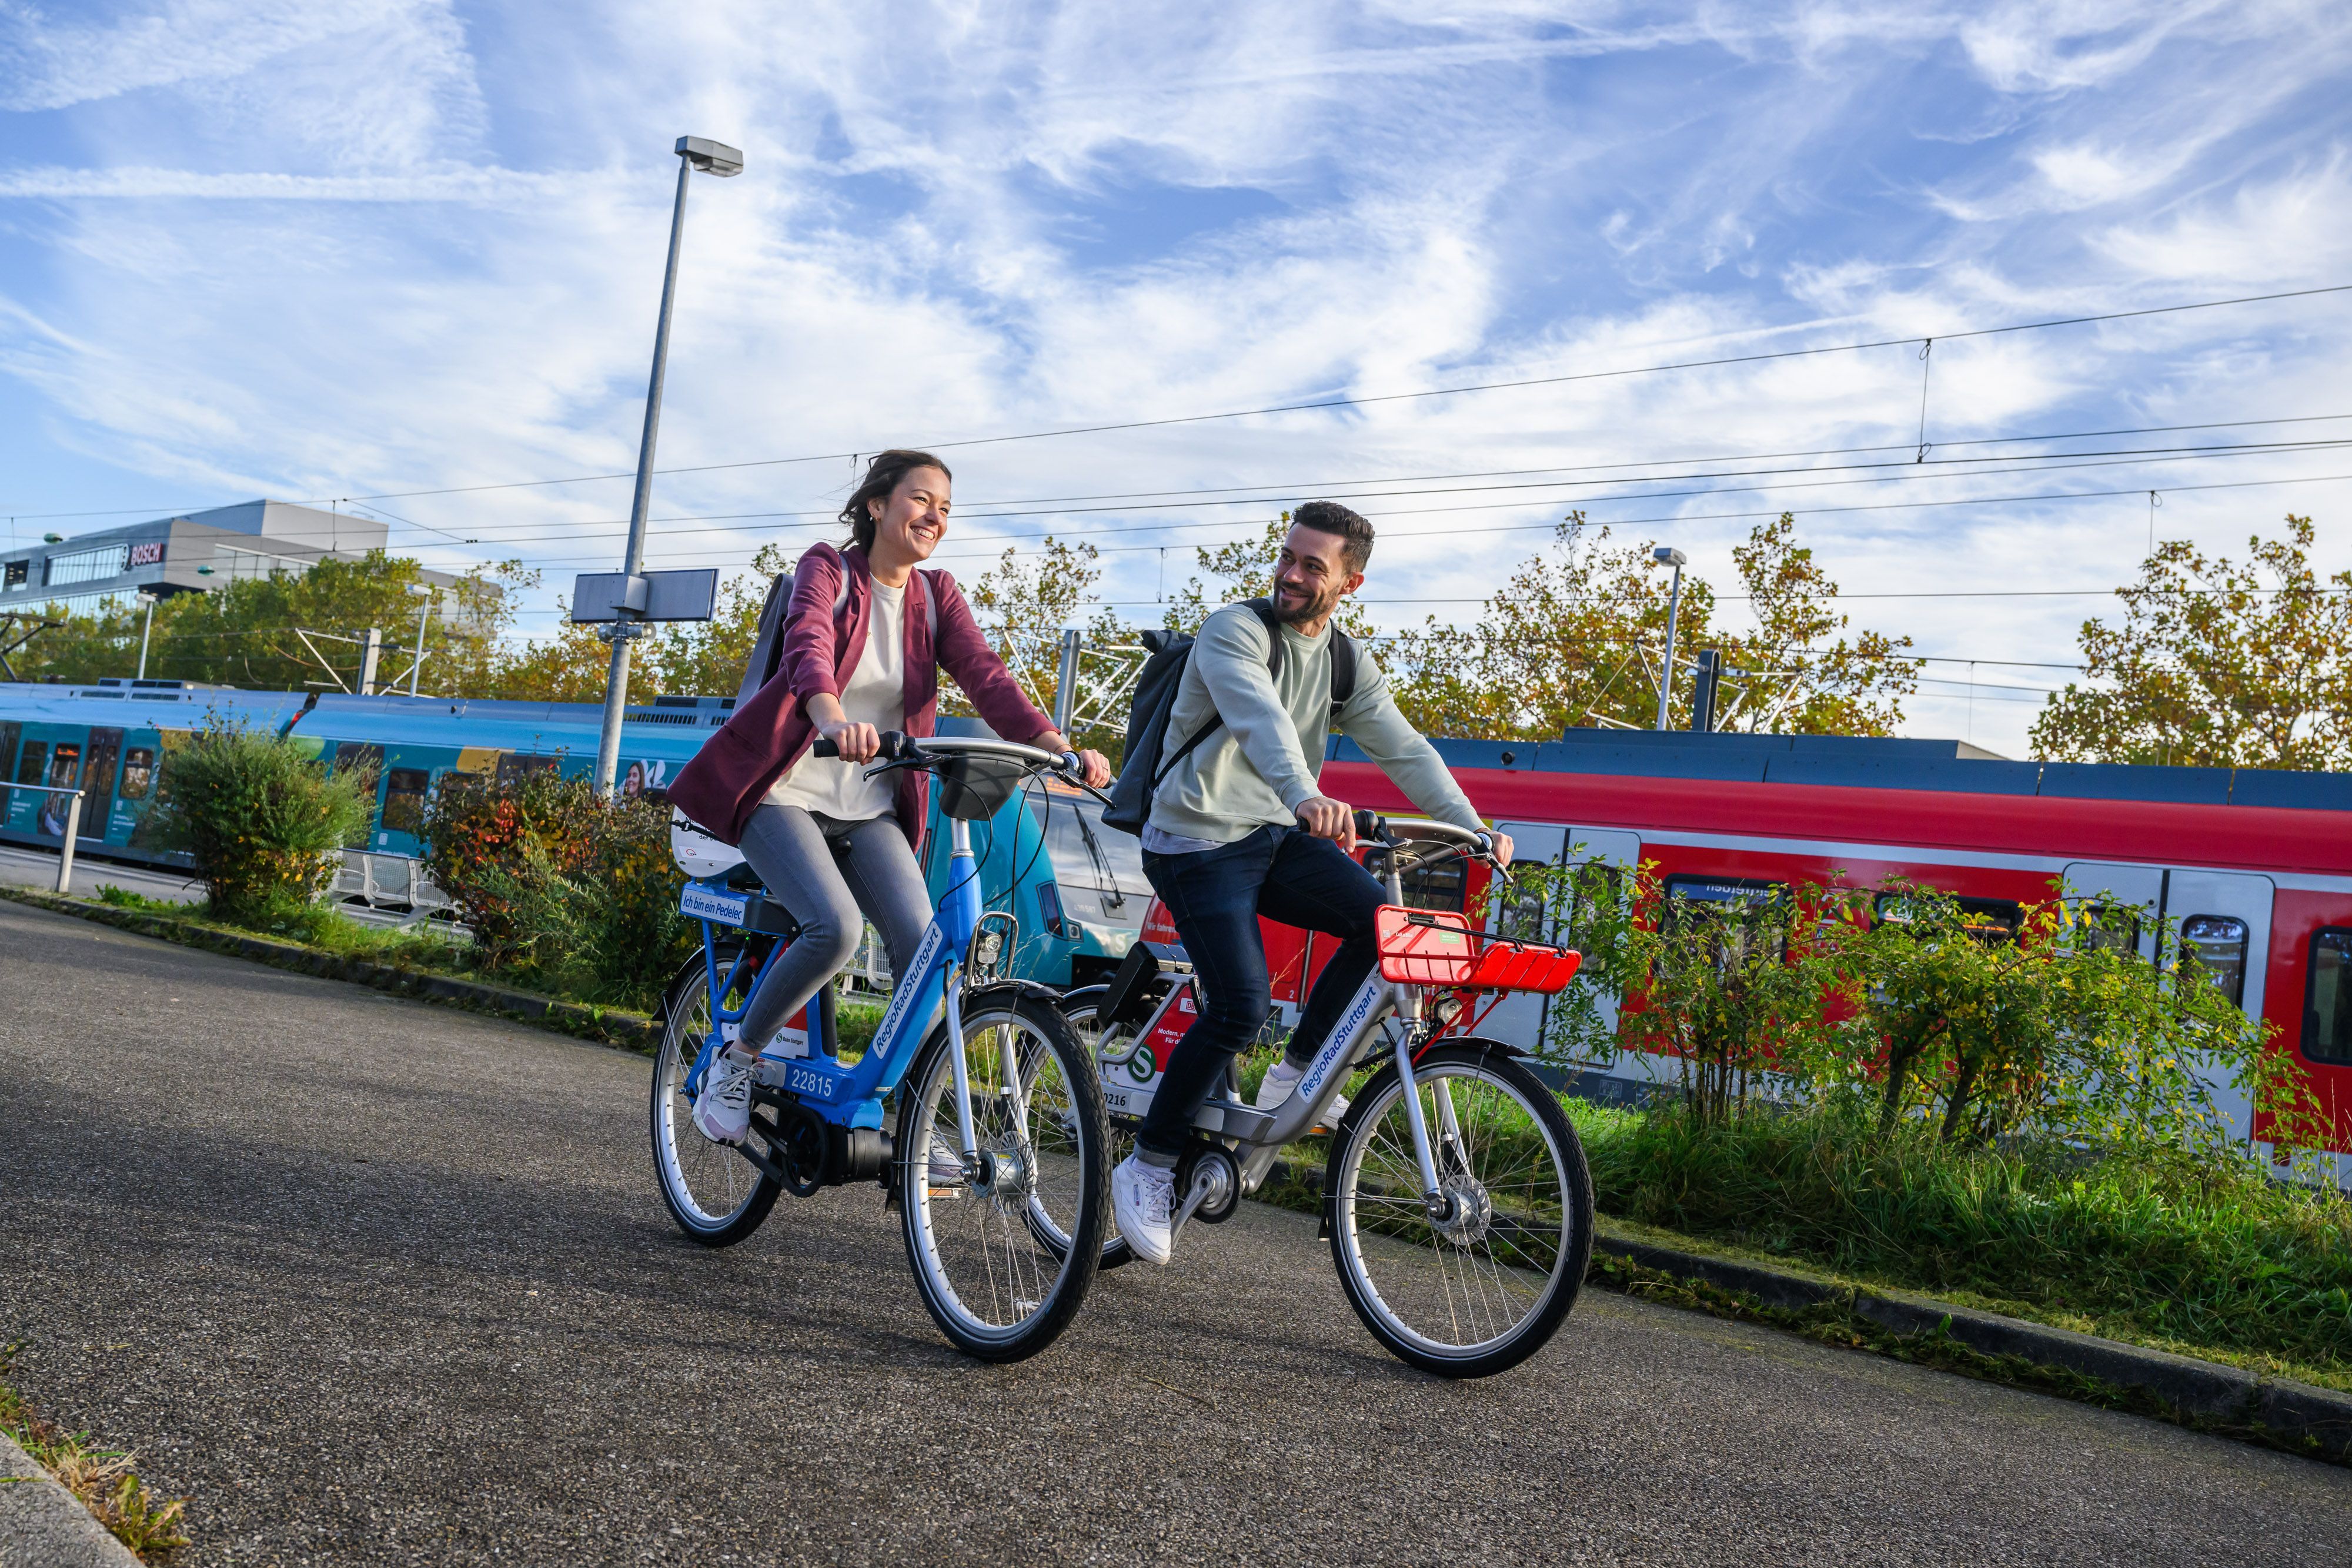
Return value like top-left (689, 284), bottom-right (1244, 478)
top-left (650, 950), bottom-right (784, 1247)
top-left (1325, 1040), bottom-right (1593, 1378)
top-left (898, 985), bottom-right (1109, 1360)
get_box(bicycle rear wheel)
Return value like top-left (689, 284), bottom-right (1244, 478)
top-left (1326, 1041), bottom-right (1592, 1378)
top-left (650, 952), bottom-right (783, 1247)
top-left (899, 986), bottom-right (1108, 1360)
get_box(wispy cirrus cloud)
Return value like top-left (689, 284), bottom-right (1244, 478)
top-left (2, 0), bottom-right (2350, 759)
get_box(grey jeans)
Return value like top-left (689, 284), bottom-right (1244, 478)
top-left (735, 803), bottom-right (933, 1054)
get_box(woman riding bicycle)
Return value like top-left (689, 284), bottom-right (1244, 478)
top-left (668, 449), bottom-right (1112, 1145)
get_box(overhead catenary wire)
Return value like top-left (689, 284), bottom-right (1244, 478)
top-left (339, 427), bottom-right (2352, 547)
top-left (474, 462), bottom-right (2352, 574)
top-left (9, 283), bottom-right (2347, 524)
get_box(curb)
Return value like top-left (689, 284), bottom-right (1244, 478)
top-left (1591, 1232), bottom-right (2352, 1463)
top-left (0, 1429), bottom-right (143, 1568)
top-left (0, 885), bottom-right (661, 1052)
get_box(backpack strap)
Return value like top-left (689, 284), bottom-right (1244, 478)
top-left (1152, 601), bottom-right (1349, 793)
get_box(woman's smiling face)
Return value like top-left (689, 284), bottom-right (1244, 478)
top-left (871, 465), bottom-right (951, 563)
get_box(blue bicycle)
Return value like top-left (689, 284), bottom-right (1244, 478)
top-left (650, 733), bottom-right (1111, 1360)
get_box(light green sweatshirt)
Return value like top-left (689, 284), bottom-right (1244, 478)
top-left (1144, 603), bottom-right (1484, 847)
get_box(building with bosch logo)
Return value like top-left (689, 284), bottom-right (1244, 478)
top-left (1, 500), bottom-right (456, 616)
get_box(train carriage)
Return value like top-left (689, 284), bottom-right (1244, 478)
top-left (0, 682), bottom-right (1130, 989)
top-left (1307, 730), bottom-right (2352, 1175)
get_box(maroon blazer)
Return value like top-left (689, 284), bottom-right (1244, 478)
top-left (669, 542), bottom-right (1054, 848)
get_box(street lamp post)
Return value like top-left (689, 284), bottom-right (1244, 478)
top-left (593, 135), bottom-right (743, 798)
top-left (134, 591), bottom-right (158, 681)
top-left (1653, 546), bottom-right (1688, 731)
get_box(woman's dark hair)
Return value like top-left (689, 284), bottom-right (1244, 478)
top-left (840, 449), bottom-right (953, 551)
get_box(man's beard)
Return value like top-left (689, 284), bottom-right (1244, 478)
top-left (1272, 579), bottom-right (1342, 626)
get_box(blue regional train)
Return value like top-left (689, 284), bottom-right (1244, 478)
top-left (0, 679), bottom-right (1136, 988)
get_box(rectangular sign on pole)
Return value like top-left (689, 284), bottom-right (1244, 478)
top-left (570, 568), bottom-right (719, 624)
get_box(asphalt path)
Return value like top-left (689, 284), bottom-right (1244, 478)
top-left (2, 897), bottom-right (2346, 1567)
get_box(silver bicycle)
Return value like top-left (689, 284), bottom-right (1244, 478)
top-left (1063, 814), bottom-right (1595, 1378)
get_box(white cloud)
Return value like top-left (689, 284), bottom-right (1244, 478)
top-left (2, 0), bottom-right (2350, 765)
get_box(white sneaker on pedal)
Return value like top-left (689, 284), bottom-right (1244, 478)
top-left (691, 1050), bottom-right (756, 1145)
top-left (1254, 1059), bottom-right (1348, 1125)
top-left (1111, 1154), bottom-right (1177, 1266)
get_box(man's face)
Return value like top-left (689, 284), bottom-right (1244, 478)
top-left (1272, 524), bottom-right (1364, 626)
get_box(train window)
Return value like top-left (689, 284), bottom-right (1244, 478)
top-left (119, 748), bottom-right (156, 801)
top-left (2180, 915), bottom-right (2249, 1008)
top-left (495, 753), bottom-right (558, 787)
top-left (381, 769), bottom-right (430, 837)
top-left (1400, 857), bottom-right (1466, 915)
top-left (332, 741), bottom-right (385, 784)
top-left (2076, 902), bottom-right (2141, 955)
top-left (44, 742), bottom-right (80, 788)
top-left (3, 559), bottom-right (26, 587)
top-left (2301, 931), bottom-right (2352, 1065)
top-left (1873, 891), bottom-right (2021, 943)
top-left (1666, 876), bottom-right (1780, 911)
top-left (16, 740), bottom-right (47, 787)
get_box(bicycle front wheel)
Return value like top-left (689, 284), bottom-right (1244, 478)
top-left (1327, 1041), bottom-right (1593, 1378)
top-left (899, 986), bottom-right (1108, 1360)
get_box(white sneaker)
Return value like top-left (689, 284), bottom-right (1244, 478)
top-left (1111, 1155), bottom-right (1177, 1266)
top-left (1254, 1059), bottom-right (1348, 1125)
top-left (691, 1050), bottom-right (756, 1145)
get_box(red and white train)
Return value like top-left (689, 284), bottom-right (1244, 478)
top-left (1135, 729), bottom-right (2352, 1172)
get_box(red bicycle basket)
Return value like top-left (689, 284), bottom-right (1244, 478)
top-left (1374, 905), bottom-right (1582, 993)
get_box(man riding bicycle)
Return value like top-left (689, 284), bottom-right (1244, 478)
top-left (1111, 500), bottom-right (1512, 1264)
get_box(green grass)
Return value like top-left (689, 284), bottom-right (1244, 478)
top-left (0, 1342), bottom-right (188, 1560)
top-left (1570, 1098), bottom-right (2352, 1392)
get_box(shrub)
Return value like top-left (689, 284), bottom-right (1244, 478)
top-left (1576, 1097), bottom-right (2352, 1383)
top-left (420, 769), bottom-right (693, 1010)
top-left (150, 722), bottom-right (376, 927)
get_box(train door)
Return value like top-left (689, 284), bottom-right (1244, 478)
top-left (2062, 861), bottom-right (2164, 960)
top-left (1475, 824), bottom-right (1640, 1054)
top-left (2163, 869), bottom-right (2275, 1145)
top-left (80, 727), bottom-right (123, 844)
top-left (2069, 860), bottom-right (2278, 1146)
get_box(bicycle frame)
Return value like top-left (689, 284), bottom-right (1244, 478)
top-left (1117, 840), bottom-right (1464, 1216)
top-left (683, 814), bottom-right (996, 1155)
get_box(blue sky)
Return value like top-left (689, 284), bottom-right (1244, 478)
top-left (2, 1), bottom-right (2348, 754)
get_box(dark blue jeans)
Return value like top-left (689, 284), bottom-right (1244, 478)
top-left (1136, 825), bottom-right (1389, 1160)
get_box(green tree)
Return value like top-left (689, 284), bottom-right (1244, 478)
top-left (11, 551), bottom-right (525, 696)
top-left (1378, 513), bottom-right (1913, 741)
top-left (2030, 515), bottom-right (2352, 769)
top-left (953, 535), bottom-right (1132, 752)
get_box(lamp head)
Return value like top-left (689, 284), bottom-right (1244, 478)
top-left (1653, 546), bottom-right (1688, 569)
top-left (676, 136), bottom-right (743, 176)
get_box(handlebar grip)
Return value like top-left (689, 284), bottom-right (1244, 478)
top-left (810, 731), bottom-right (915, 762)
top-left (1351, 808), bottom-right (1384, 841)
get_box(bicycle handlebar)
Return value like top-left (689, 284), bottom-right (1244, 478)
top-left (811, 731), bottom-right (1107, 801)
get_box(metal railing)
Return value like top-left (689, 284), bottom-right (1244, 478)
top-left (333, 850), bottom-right (457, 927)
top-left (1, 784), bottom-right (85, 892)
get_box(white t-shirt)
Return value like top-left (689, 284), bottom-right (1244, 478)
top-left (766, 578), bottom-right (906, 821)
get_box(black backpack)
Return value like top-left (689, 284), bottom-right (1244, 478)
top-left (1101, 598), bottom-right (1357, 836)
